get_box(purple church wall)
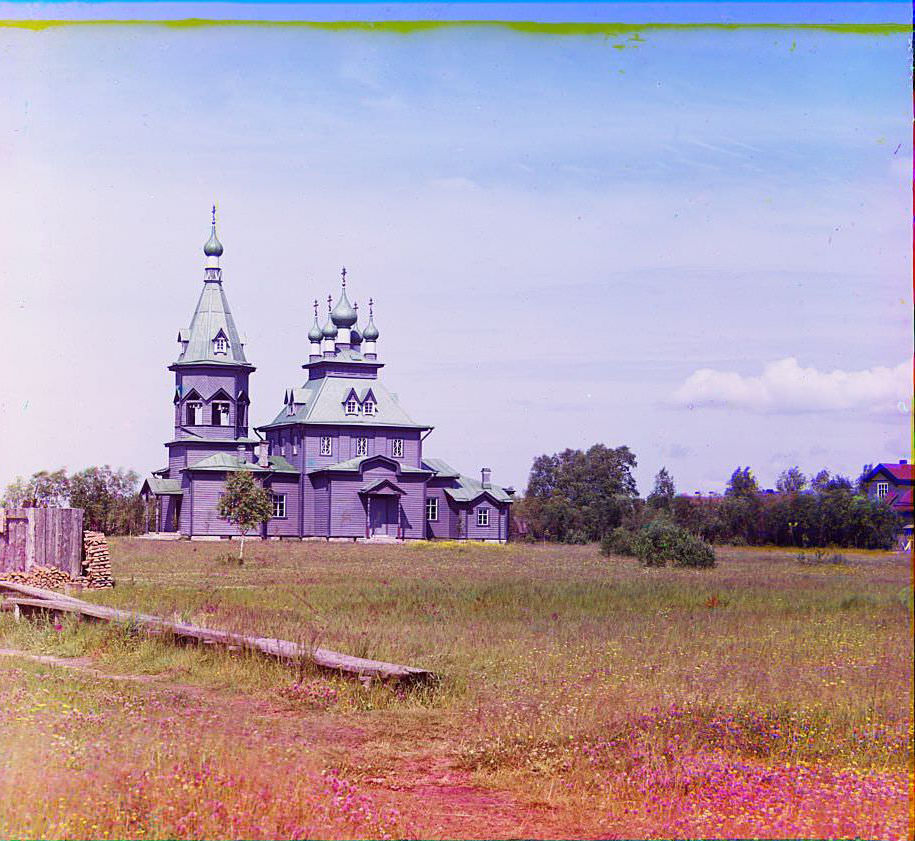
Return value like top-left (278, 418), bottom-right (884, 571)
top-left (264, 477), bottom-right (301, 537)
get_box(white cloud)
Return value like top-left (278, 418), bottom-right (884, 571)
top-left (671, 357), bottom-right (911, 414)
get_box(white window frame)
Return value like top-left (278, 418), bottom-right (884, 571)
top-left (211, 401), bottom-right (230, 426)
top-left (292, 439), bottom-right (298, 456)
top-left (363, 399), bottom-right (375, 416)
top-left (876, 481), bottom-right (889, 499)
top-left (320, 436), bottom-right (332, 456)
top-left (426, 497), bottom-right (438, 522)
top-left (355, 437), bottom-right (369, 457)
top-left (345, 399), bottom-right (358, 415)
top-left (272, 493), bottom-right (286, 519)
top-left (477, 507), bottom-right (490, 527)
top-left (213, 336), bottom-right (229, 355)
top-left (392, 438), bottom-right (404, 458)
top-left (186, 401), bottom-right (203, 425)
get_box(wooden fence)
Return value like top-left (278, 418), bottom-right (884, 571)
top-left (0, 508), bottom-right (84, 577)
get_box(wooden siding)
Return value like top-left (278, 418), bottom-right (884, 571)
top-left (425, 486), bottom-right (458, 539)
top-left (190, 475), bottom-right (239, 536)
top-left (264, 478), bottom-right (300, 537)
top-left (0, 508), bottom-right (84, 576)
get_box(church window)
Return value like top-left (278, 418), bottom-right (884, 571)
top-left (320, 436), bottom-right (332, 456)
top-left (211, 402), bottom-right (230, 426)
top-left (356, 437), bottom-right (368, 457)
top-left (363, 399), bottom-right (375, 416)
top-left (392, 439), bottom-right (404, 458)
top-left (426, 497), bottom-right (438, 522)
top-left (214, 336), bottom-right (229, 355)
top-left (272, 494), bottom-right (286, 518)
top-left (186, 401), bottom-right (203, 425)
top-left (345, 399), bottom-right (358, 415)
top-left (477, 507), bottom-right (490, 527)
top-left (876, 482), bottom-right (889, 499)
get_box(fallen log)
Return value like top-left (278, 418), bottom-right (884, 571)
top-left (0, 582), bottom-right (435, 685)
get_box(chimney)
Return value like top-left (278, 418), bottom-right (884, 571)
top-left (236, 444), bottom-right (247, 464)
top-left (481, 467), bottom-right (491, 488)
top-left (257, 440), bottom-right (270, 468)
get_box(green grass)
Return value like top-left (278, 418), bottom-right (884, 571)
top-left (0, 539), bottom-right (910, 838)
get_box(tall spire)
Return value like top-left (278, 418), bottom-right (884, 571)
top-left (308, 298), bottom-right (323, 343)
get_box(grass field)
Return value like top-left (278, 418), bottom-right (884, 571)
top-left (0, 539), bottom-right (911, 839)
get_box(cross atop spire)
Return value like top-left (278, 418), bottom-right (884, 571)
top-left (341, 266), bottom-right (347, 288)
top-left (211, 203), bottom-right (216, 226)
top-left (313, 299), bottom-right (319, 319)
top-left (327, 294), bottom-right (332, 312)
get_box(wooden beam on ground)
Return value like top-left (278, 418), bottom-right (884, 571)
top-left (0, 582), bottom-right (435, 685)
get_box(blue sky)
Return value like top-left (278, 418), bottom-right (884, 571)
top-left (0, 4), bottom-right (911, 495)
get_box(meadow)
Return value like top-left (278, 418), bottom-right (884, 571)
top-left (0, 539), bottom-right (911, 839)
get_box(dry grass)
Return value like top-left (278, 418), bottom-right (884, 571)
top-left (0, 539), bottom-right (910, 838)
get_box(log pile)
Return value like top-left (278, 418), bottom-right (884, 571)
top-left (0, 565), bottom-right (73, 590)
top-left (82, 531), bottom-right (114, 589)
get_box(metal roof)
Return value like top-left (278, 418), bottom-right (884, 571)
top-left (141, 477), bottom-right (183, 495)
top-left (360, 478), bottom-right (406, 495)
top-left (308, 455), bottom-right (430, 475)
top-left (184, 453), bottom-right (298, 474)
top-left (259, 376), bottom-right (430, 431)
top-left (175, 275), bottom-right (251, 366)
top-left (443, 474), bottom-right (514, 504)
top-left (422, 458), bottom-right (460, 479)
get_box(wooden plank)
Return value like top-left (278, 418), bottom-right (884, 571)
top-left (0, 582), bottom-right (435, 685)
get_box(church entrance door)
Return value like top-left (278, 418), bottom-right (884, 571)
top-left (368, 496), bottom-right (399, 537)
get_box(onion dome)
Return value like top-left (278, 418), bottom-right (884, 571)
top-left (322, 295), bottom-right (338, 338)
top-left (308, 299), bottom-right (323, 342)
top-left (350, 302), bottom-right (362, 345)
top-left (330, 269), bottom-right (358, 328)
top-left (362, 319), bottom-right (379, 341)
top-left (203, 205), bottom-right (224, 257)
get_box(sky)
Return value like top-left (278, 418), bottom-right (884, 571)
top-left (0, 2), bottom-right (911, 496)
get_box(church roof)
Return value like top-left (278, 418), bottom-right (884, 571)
top-left (141, 477), bottom-right (183, 495)
top-left (174, 276), bottom-right (251, 367)
top-left (443, 474), bottom-right (514, 504)
top-left (184, 452), bottom-right (298, 474)
top-left (308, 455), bottom-right (430, 475)
top-left (259, 376), bottom-right (431, 431)
top-left (422, 458), bottom-right (460, 479)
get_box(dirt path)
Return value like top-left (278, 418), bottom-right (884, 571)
top-left (0, 647), bottom-right (592, 839)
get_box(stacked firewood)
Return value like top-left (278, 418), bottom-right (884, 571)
top-left (0, 565), bottom-right (73, 590)
top-left (82, 531), bottom-right (114, 589)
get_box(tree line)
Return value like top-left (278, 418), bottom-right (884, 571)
top-left (515, 448), bottom-right (900, 550)
top-left (1, 467), bottom-right (147, 535)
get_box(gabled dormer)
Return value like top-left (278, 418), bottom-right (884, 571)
top-left (360, 387), bottom-right (377, 417)
top-left (212, 329), bottom-right (229, 356)
top-left (182, 388), bottom-right (204, 426)
top-left (342, 387), bottom-right (361, 416)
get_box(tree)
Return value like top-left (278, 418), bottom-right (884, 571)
top-left (217, 470), bottom-right (273, 559)
top-left (69, 466), bottom-right (142, 534)
top-left (2, 468), bottom-right (70, 508)
top-left (725, 466), bottom-right (759, 499)
top-left (647, 467), bottom-right (676, 510)
top-left (1, 476), bottom-right (34, 507)
top-left (522, 444), bottom-right (639, 542)
top-left (775, 466), bottom-right (807, 495)
top-left (811, 468), bottom-right (852, 494)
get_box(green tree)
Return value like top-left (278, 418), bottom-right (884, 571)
top-left (69, 466), bottom-right (142, 534)
top-left (775, 466), bottom-right (807, 495)
top-left (2, 468), bottom-right (70, 508)
top-left (647, 467), bottom-right (676, 511)
top-left (1, 476), bottom-right (34, 507)
top-left (725, 466), bottom-right (759, 499)
top-left (217, 470), bottom-right (274, 559)
top-left (523, 444), bottom-right (639, 542)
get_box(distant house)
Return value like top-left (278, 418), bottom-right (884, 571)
top-left (860, 460), bottom-right (913, 518)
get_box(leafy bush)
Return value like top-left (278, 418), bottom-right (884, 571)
top-left (796, 549), bottom-right (848, 566)
top-left (632, 520), bottom-right (716, 568)
top-left (600, 527), bottom-right (637, 557)
top-left (563, 529), bottom-right (590, 545)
